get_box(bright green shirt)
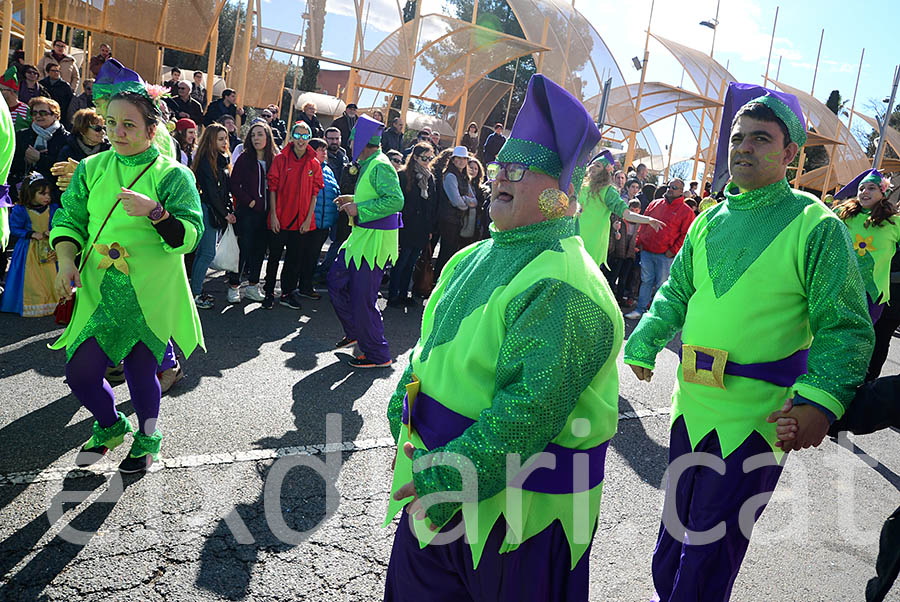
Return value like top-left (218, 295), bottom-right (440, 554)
top-left (340, 150), bottom-right (403, 270)
top-left (384, 217), bottom-right (623, 569)
top-left (50, 145), bottom-right (205, 363)
top-left (624, 179), bottom-right (874, 459)
top-left (577, 183), bottom-right (628, 267)
top-left (839, 210), bottom-right (900, 304)
top-left (0, 97), bottom-right (14, 251)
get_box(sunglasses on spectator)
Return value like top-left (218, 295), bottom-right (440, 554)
top-left (32, 110), bottom-right (54, 117)
top-left (291, 131), bottom-right (311, 140)
top-left (419, 154), bottom-right (434, 162)
top-left (486, 162), bottom-right (527, 182)
top-left (89, 125), bottom-right (105, 133)
top-left (390, 157), bottom-right (402, 165)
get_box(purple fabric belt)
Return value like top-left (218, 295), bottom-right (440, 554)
top-left (0, 185), bottom-right (12, 208)
top-left (678, 347), bottom-right (809, 388)
top-left (355, 212), bottom-right (402, 230)
top-left (401, 390), bottom-right (609, 494)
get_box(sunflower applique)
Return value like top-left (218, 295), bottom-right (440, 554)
top-left (95, 242), bottom-right (130, 275)
top-left (853, 234), bottom-right (877, 257)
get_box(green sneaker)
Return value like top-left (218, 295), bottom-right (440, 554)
top-left (75, 412), bottom-right (134, 468)
top-left (118, 429), bottom-right (162, 474)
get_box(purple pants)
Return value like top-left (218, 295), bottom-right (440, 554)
top-left (651, 416), bottom-right (784, 602)
top-left (868, 294), bottom-right (884, 324)
top-left (159, 340), bottom-right (177, 372)
top-left (384, 510), bottom-right (591, 602)
top-left (66, 338), bottom-right (162, 435)
top-left (327, 249), bottom-right (390, 364)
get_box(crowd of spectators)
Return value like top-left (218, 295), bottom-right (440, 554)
top-left (0, 48), bottom-right (520, 320)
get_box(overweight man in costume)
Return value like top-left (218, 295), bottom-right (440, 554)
top-left (382, 74), bottom-right (623, 601)
top-left (327, 115), bottom-right (403, 368)
top-left (624, 82), bottom-right (874, 601)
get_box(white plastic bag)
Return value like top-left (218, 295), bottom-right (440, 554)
top-left (211, 223), bottom-right (239, 273)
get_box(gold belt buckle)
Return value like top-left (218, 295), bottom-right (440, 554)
top-left (405, 374), bottom-right (420, 434)
top-left (681, 345), bottom-right (728, 389)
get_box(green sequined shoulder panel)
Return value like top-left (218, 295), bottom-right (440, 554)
top-left (418, 239), bottom-right (564, 362)
top-left (705, 188), bottom-right (809, 298)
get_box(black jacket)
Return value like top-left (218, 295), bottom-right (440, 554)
top-left (39, 77), bottom-right (74, 125)
top-left (381, 128), bottom-right (403, 154)
top-left (297, 111), bottom-right (324, 138)
top-left (326, 147), bottom-right (349, 183)
top-left (203, 99), bottom-right (237, 126)
top-left (194, 153), bottom-right (232, 230)
top-left (398, 170), bottom-right (437, 249)
top-left (166, 95), bottom-right (204, 125)
top-left (331, 113), bottom-right (357, 153)
top-left (482, 132), bottom-right (506, 164)
top-left (57, 134), bottom-right (110, 163)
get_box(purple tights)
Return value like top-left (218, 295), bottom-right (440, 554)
top-left (66, 338), bottom-right (162, 435)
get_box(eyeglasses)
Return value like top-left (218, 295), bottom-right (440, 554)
top-left (291, 132), bottom-right (311, 140)
top-left (390, 158), bottom-right (402, 165)
top-left (261, 113), bottom-right (272, 118)
top-left (419, 155), bottom-right (434, 162)
top-left (48, 69), bottom-right (60, 74)
top-left (32, 110), bottom-right (54, 117)
top-left (88, 125), bottom-right (105, 133)
top-left (486, 162), bottom-right (528, 182)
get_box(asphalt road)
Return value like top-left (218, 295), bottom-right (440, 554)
top-left (1, 269), bottom-right (898, 601)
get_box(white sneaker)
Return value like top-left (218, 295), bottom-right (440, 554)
top-left (624, 310), bottom-right (643, 320)
top-left (227, 286), bottom-right (241, 303)
top-left (244, 285), bottom-right (265, 302)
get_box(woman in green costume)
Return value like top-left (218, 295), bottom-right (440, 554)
top-left (50, 88), bottom-right (204, 473)
top-left (833, 169), bottom-right (899, 323)
top-left (577, 149), bottom-right (664, 268)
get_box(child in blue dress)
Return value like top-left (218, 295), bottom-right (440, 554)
top-left (1, 172), bottom-right (59, 316)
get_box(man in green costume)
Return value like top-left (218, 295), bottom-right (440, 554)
top-left (382, 74), bottom-right (622, 601)
top-left (624, 82), bottom-right (875, 601)
top-left (327, 114), bottom-right (403, 368)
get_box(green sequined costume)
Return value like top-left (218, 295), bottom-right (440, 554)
top-left (577, 183), bottom-right (628, 267)
top-left (384, 217), bottom-right (624, 569)
top-left (624, 178), bottom-right (874, 459)
top-left (49, 145), bottom-right (205, 363)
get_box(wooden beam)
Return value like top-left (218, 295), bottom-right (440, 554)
top-left (0, 0), bottom-right (12, 72)
top-left (206, 19), bottom-right (217, 106)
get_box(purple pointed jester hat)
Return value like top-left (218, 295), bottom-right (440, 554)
top-left (496, 74), bottom-right (602, 193)
top-left (93, 58), bottom-right (146, 100)
top-left (835, 168), bottom-right (889, 201)
top-left (350, 114), bottom-right (385, 162)
top-left (711, 82), bottom-right (808, 193)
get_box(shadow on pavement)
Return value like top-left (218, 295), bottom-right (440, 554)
top-left (0, 472), bottom-right (141, 597)
top-left (195, 360), bottom-right (379, 599)
top-left (610, 396), bottom-right (669, 489)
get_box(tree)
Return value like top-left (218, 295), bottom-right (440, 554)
top-left (299, 58), bottom-right (320, 92)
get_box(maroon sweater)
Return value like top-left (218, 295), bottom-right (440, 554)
top-left (231, 152), bottom-right (268, 213)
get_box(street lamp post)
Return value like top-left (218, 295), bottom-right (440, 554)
top-left (691, 0), bottom-right (721, 181)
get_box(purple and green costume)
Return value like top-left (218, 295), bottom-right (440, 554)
top-left (834, 169), bottom-right (900, 324)
top-left (50, 62), bottom-right (204, 463)
top-left (383, 75), bottom-right (621, 601)
top-left (625, 85), bottom-right (875, 601)
top-left (327, 115), bottom-right (403, 365)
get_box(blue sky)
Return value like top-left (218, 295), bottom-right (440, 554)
top-left (262, 0), bottom-right (898, 160)
top-left (579, 0), bottom-right (899, 161)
